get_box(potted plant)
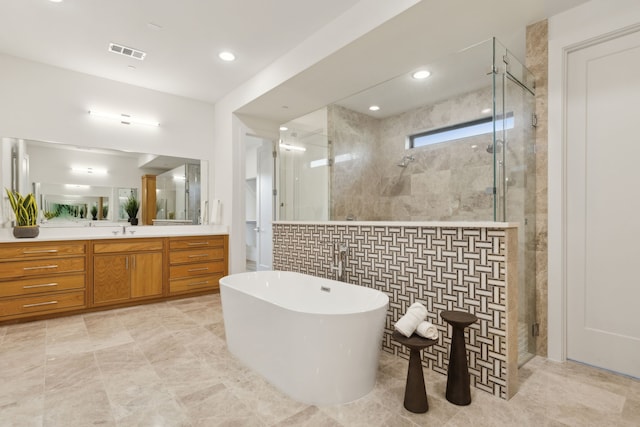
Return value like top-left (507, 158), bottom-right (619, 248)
top-left (90, 205), bottom-right (98, 220)
top-left (124, 194), bottom-right (140, 225)
top-left (5, 189), bottom-right (39, 238)
top-left (102, 205), bottom-right (108, 219)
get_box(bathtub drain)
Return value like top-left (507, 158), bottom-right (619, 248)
top-left (320, 286), bottom-right (331, 293)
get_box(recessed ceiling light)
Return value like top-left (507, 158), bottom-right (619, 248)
top-left (412, 70), bottom-right (431, 80)
top-left (481, 108), bottom-right (492, 114)
top-left (279, 126), bottom-right (288, 131)
top-left (49, 0), bottom-right (63, 3)
top-left (218, 51), bottom-right (236, 62)
top-left (369, 105), bottom-right (380, 111)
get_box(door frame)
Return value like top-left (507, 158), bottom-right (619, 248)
top-left (548, 15), bottom-right (640, 362)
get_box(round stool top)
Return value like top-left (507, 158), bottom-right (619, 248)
top-left (392, 330), bottom-right (438, 350)
top-left (440, 310), bottom-right (478, 328)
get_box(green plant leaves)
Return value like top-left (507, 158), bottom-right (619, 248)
top-left (5, 188), bottom-right (38, 227)
top-left (124, 194), bottom-right (139, 218)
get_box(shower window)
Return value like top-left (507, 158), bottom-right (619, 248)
top-left (408, 112), bottom-right (514, 148)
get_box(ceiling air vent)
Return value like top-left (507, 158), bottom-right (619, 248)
top-left (108, 43), bottom-right (146, 61)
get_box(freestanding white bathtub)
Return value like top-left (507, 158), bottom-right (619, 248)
top-left (219, 270), bottom-right (389, 405)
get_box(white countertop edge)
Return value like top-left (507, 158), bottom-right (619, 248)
top-left (272, 220), bottom-right (518, 229)
top-left (0, 224), bottom-right (228, 243)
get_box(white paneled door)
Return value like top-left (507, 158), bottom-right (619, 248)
top-left (566, 28), bottom-right (640, 378)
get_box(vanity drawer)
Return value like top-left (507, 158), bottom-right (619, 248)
top-left (0, 291), bottom-right (85, 318)
top-left (94, 240), bottom-right (164, 254)
top-left (169, 237), bottom-right (224, 250)
top-left (169, 273), bottom-right (222, 294)
top-left (169, 261), bottom-right (226, 279)
top-left (0, 257), bottom-right (85, 279)
top-left (0, 243), bottom-right (86, 260)
top-left (0, 273), bottom-right (85, 297)
top-left (169, 247), bottom-right (225, 265)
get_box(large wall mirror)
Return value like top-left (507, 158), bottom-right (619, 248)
top-left (1, 137), bottom-right (207, 228)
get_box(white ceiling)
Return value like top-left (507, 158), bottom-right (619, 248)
top-left (0, 0), bottom-right (589, 123)
top-left (237, 0), bottom-right (591, 124)
top-left (0, 0), bottom-right (360, 104)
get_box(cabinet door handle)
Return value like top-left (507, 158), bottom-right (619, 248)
top-left (188, 254), bottom-right (209, 258)
top-left (23, 300), bottom-right (58, 308)
top-left (23, 249), bottom-right (59, 254)
top-left (188, 280), bottom-right (209, 286)
top-left (23, 282), bottom-right (58, 289)
top-left (125, 257), bottom-right (129, 270)
top-left (187, 242), bottom-right (209, 246)
top-left (188, 267), bottom-right (209, 272)
top-left (23, 265), bottom-right (58, 271)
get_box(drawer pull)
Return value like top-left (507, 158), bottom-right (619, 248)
top-left (23, 282), bottom-right (58, 289)
top-left (23, 264), bottom-right (58, 271)
top-left (187, 242), bottom-right (209, 246)
top-left (188, 254), bottom-right (209, 258)
top-left (23, 300), bottom-right (58, 308)
top-left (23, 249), bottom-right (59, 254)
top-left (188, 280), bottom-right (210, 287)
top-left (188, 267), bottom-right (209, 272)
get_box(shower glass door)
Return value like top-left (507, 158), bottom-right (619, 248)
top-left (494, 39), bottom-right (538, 364)
top-left (278, 109), bottom-right (330, 221)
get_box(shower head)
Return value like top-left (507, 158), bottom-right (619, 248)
top-left (397, 155), bottom-right (415, 167)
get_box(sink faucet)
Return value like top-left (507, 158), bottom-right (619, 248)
top-left (122, 225), bottom-right (127, 235)
top-left (330, 242), bottom-right (348, 281)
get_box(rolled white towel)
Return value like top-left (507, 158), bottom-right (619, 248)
top-left (394, 302), bottom-right (428, 337)
top-left (415, 321), bottom-right (438, 340)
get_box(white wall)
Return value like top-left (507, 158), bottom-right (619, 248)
top-left (0, 54), bottom-right (214, 159)
top-left (28, 143), bottom-right (157, 190)
top-left (245, 146), bottom-right (257, 179)
top-left (213, 0), bottom-right (420, 273)
top-left (0, 53), bottom-right (214, 227)
top-left (547, 0), bottom-right (640, 361)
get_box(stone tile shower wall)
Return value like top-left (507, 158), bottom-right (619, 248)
top-left (272, 222), bottom-right (518, 400)
top-left (328, 86), bottom-right (495, 222)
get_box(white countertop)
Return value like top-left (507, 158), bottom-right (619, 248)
top-left (273, 220), bottom-right (518, 229)
top-left (0, 224), bottom-right (228, 242)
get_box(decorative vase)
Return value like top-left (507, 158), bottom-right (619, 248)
top-left (13, 225), bottom-right (39, 238)
top-left (130, 218), bottom-right (139, 226)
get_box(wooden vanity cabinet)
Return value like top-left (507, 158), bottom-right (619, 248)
top-left (92, 239), bottom-right (164, 305)
top-left (168, 235), bottom-right (228, 294)
top-left (0, 234), bottom-right (227, 324)
top-left (0, 241), bottom-right (87, 320)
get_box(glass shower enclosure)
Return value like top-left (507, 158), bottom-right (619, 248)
top-left (155, 162), bottom-right (201, 224)
top-left (278, 38), bottom-right (537, 365)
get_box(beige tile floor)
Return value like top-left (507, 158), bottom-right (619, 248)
top-left (0, 293), bottom-right (638, 426)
